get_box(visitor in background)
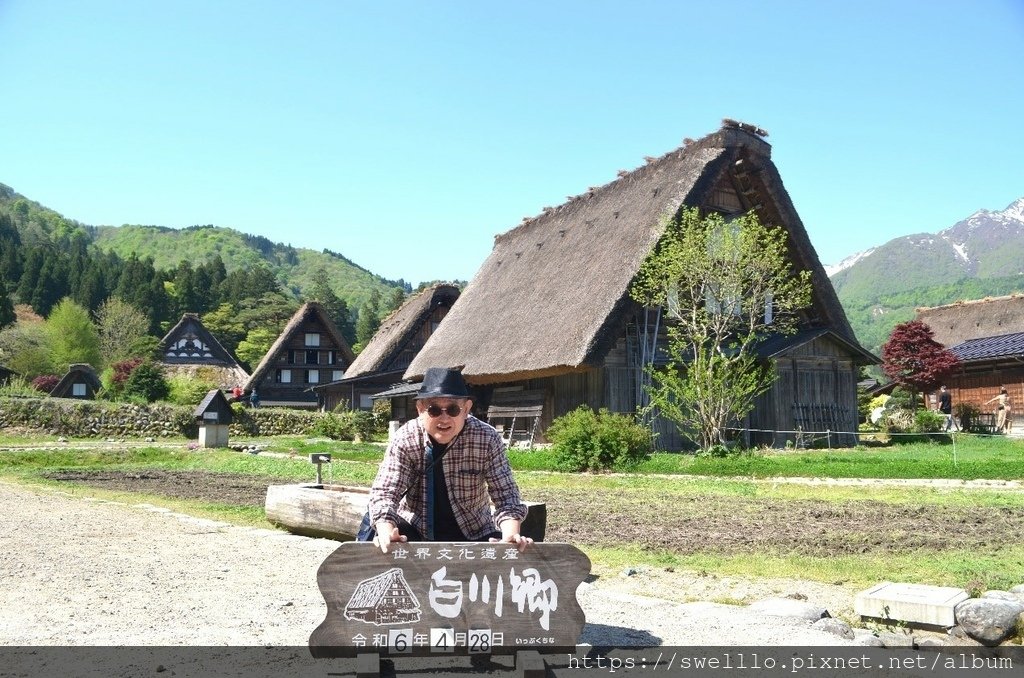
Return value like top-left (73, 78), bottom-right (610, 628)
top-left (938, 385), bottom-right (956, 432)
top-left (985, 387), bottom-right (1010, 433)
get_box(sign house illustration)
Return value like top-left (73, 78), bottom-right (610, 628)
top-left (344, 568), bottom-right (422, 625)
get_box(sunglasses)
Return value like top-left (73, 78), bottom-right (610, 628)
top-left (425, 403), bottom-right (463, 418)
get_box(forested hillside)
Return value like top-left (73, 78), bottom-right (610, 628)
top-left (0, 183), bottom-right (421, 382)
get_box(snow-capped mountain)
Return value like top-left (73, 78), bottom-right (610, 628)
top-left (828, 197), bottom-right (1024, 354)
top-left (829, 197), bottom-right (1024, 295)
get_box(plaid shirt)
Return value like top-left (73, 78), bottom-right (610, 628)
top-left (368, 415), bottom-right (527, 540)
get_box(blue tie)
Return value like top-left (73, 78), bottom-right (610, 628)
top-left (424, 443), bottom-right (435, 540)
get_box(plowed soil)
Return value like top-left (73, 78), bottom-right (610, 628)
top-left (43, 469), bottom-right (1021, 558)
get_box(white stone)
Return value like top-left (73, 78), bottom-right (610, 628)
top-left (855, 582), bottom-right (969, 627)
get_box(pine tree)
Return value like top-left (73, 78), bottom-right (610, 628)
top-left (354, 289), bottom-right (382, 351)
top-left (307, 268), bottom-right (354, 344)
top-left (0, 278), bottom-right (15, 329)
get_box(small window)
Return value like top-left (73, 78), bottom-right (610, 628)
top-left (359, 394), bottom-right (374, 409)
top-left (327, 350), bottom-right (337, 365)
top-left (306, 349), bottom-right (319, 364)
top-left (72, 383), bottom-right (87, 397)
top-left (278, 369), bottom-right (292, 384)
top-left (287, 349), bottom-right (296, 364)
top-left (332, 370), bottom-right (345, 382)
top-left (305, 333), bottom-right (320, 347)
top-left (307, 369), bottom-right (320, 384)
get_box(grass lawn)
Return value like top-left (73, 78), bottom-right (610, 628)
top-left (2, 433), bottom-right (1023, 592)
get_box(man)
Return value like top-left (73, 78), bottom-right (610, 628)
top-left (367, 367), bottom-right (531, 553)
top-left (938, 385), bottom-right (956, 432)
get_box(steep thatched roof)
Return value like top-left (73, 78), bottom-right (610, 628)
top-left (160, 313), bottom-right (244, 367)
top-left (159, 313), bottom-right (249, 388)
top-left (917, 294), bottom-right (1024, 348)
top-left (344, 284), bottom-right (460, 379)
top-left (406, 122), bottom-right (854, 383)
top-left (50, 363), bottom-right (101, 398)
top-left (243, 301), bottom-right (356, 391)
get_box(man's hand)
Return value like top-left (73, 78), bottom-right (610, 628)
top-left (490, 520), bottom-right (533, 551)
top-left (373, 522), bottom-right (407, 554)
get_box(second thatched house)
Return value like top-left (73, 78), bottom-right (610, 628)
top-left (49, 363), bottom-right (102, 399)
top-left (404, 121), bottom-right (876, 448)
top-left (312, 284), bottom-right (459, 413)
top-left (158, 313), bottom-right (249, 390)
top-left (917, 294), bottom-right (1024, 348)
top-left (243, 302), bottom-right (356, 409)
top-left (916, 295), bottom-right (1024, 425)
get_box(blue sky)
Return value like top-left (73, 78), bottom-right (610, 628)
top-left (2, 1), bottom-right (1022, 286)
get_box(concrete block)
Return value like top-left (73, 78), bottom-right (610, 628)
top-left (855, 582), bottom-right (969, 627)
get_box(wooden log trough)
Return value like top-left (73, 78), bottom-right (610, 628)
top-left (264, 483), bottom-right (547, 543)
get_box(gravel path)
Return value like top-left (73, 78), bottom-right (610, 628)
top-left (0, 481), bottom-right (857, 648)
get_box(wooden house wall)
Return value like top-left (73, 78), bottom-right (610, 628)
top-left (749, 336), bottom-right (860, 448)
top-left (257, 318), bottom-right (350, 406)
top-left (321, 382), bottom-right (394, 413)
top-left (934, 364), bottom-right (1024, 423)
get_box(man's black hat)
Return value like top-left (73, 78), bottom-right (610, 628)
top-left (415, 367), bottom-right (470, 400)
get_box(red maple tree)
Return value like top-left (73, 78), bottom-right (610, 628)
top-left (881, 320), bottom-right (960, 408)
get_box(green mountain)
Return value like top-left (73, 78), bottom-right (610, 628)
top-left (829, 197), bottom-right (1024, 355)
top-left (0, 182), bottom-right (405, 310)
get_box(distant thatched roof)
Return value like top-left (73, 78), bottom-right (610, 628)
top-left (243, 301), bottom-right (356, 391)
top-left (917, 294), bottom-right (1024, 348)
top-left (406, 122), bottom-right (854, 383)
top-left (344, 284), bottom-right (460, 379)
top-left (159, 313), bottom-right (249, 388)
top-left (50, 363), bottom-right (101, 397)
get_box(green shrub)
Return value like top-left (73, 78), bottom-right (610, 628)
top-left (314, 410), bottom-right (376, 441)
top-left (0, 376), bottom-right (43, 397)
top-left (887, 387), bottom-right (915, 411)
top-left (167, 374), bottom-right (220, 407)
top-left (312, 412), bottom-right (351, 440)
top-left (546, 406), bottom-right (653, 472)
top-left (882, 408), bottom-right (914, 434)
top-left (913, 409), bottom-right (945, 433)
top-left (122, 361), bottom-right (170, 403)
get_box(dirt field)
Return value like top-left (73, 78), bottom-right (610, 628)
top-left (43, 469), bottom-right (1024, 558)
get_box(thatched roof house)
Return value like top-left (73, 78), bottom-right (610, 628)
top-left (158, 313), bottom-right (249, 389)
top-left (918, 324), bottom-right (1024, 429)
top-left (344, 568), bottom-right (421, 625)
top-left (49, 363), bottom-right (102, 399)
top-left (916, 294), bottom-right (1024, 348)
top-left (243, 301), bottom-right (356, 409)
top-left (405, 121), bottom-right (872, 448)
top-left (312, 284), bottom-right (459, 413)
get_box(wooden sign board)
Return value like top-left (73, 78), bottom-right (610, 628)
top-left (309, 542), bottom-right (590, 658)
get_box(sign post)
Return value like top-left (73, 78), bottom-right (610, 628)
top-left (310, 542), bottom-right (590, 676)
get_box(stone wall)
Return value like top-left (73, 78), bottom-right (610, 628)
top-left (0, 397), bottom-right (320, 439)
